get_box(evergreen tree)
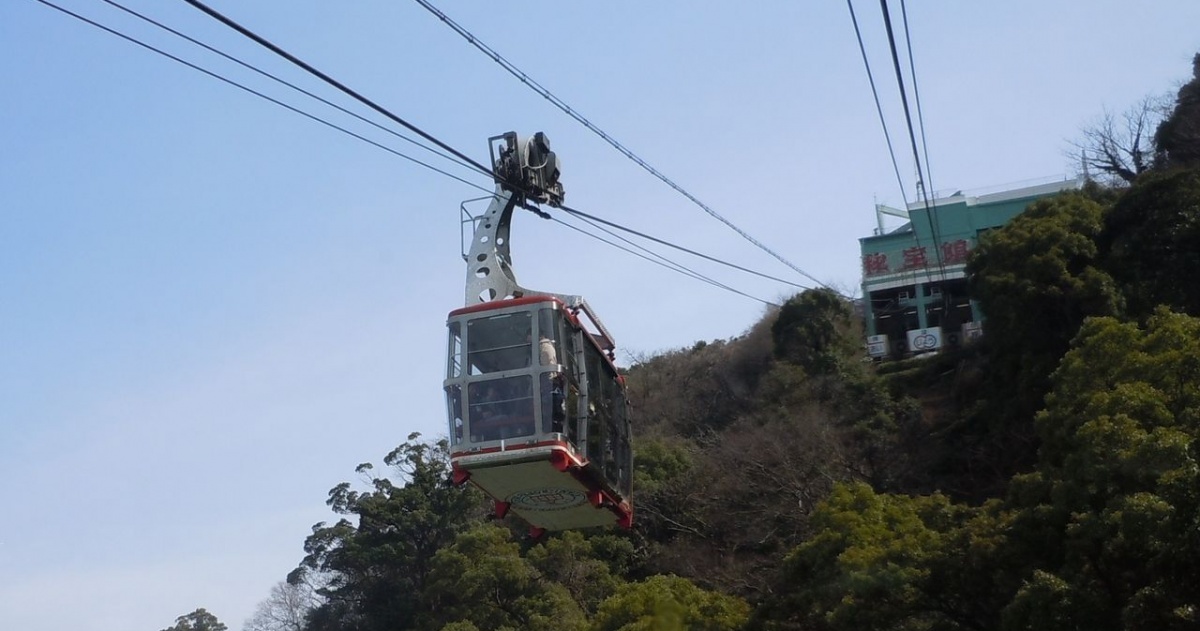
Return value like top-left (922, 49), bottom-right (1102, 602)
top-left (1102, 167), bottom-right (1200, 318)
top-left (1154, 53), bottom-right (1200, 169)
top-left (161, 608), bottom-right (227, 631)
top-left (291, 435), bottom-right (483, 631)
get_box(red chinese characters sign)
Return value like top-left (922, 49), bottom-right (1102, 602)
top-left (864, 240), bottom-right (970, 277)
top-left (862, 253), bottom-right (889, 276)
top-left (902, 246), bottom-right (927, 270)
top-left (941, 239), bottom-right (970, 264)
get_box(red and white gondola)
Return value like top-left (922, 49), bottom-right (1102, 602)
top-left (444, 132), bottom-right (633, 534)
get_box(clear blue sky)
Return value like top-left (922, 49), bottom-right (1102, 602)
top-left (2, 1), bottom-right (1197, 629)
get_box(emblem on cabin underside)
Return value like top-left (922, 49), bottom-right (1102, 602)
top-left (510, 487), bottom-right (587, 511)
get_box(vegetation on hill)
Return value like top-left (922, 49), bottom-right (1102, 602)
top-left (169, 53), bottom-right (1200, 631)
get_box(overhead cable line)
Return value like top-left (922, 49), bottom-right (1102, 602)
top-left (878, 0), bottom-right (946, 277)
top-left (899, 0), bottom-right (947, 287)
top-left (99, 0), bottom-right (484, 178)
top-left (35, 0), bottom-right (798, 305)
top-left (180, 0), bottom-right (498, 182)
top-left (555, 207), bottom-right (759, 291)
top-left (900, 0), bottom-right (935, 206)
top-left (557, 205), bottom-right (810, 291)
top-left (31, 0), bottom-right (486, 192)
top-left (551, 217), bottom-right (778, 307)
top-left (176, 0), bottom-right (560, 218)
top-left (177, 0), bottom-right (817, 295)
top-left (555, 203), bottom-right (787, 304)
top-left (411, 0), bottom-right (827, 289)
top-left (845, 0), bottom-right (910, 208)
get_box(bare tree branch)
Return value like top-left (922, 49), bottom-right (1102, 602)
top-left (244, 581), bottom-right (322, 631)
top-left (1070, 95), bottom-right (1171, 185)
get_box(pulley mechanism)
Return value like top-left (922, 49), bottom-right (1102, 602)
top-left (489, 131), bottom-right (564, 208)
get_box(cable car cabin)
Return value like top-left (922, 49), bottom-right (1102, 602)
top-left (445, 131), bottom-right (631, 533)
top-left (444, 295), bottom-right (633, 532)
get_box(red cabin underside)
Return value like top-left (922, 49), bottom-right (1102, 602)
top-left (451, 441), bottom-right (632, 531)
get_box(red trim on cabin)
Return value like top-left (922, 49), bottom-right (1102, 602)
top-left (597, 344), bottom-right (622, 374)
top-left (451, 464), bottom-right (471, 487)
top-left (615, 502), bottom-right (634, 530)
top-left (448, 295), bottom-right (564, 317)
top-left (450, 438), bottom-right (572, 460)
top-left (549, 449), bottom-right (572, 472)
top-left (494, 501), bottom-right (511, 519)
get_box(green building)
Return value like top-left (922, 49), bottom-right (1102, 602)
top-left (859, 178), bottom-right (1081, 359)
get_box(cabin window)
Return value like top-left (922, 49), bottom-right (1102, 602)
top-left (466, 312), bottom-right (532, 374)
top-left (583, 345), bottom-right (604, 462)
top-left (467, 376), bottom-right (535, 442)
top-left (618, 435), bottom-right (632, 496)
top-left (536, 308), bottom-right (561, 367)
top-left (445, 384), bottom-right (463, 446)
top-left (536, 308), bottom-right (565, 434)
top-left (540, 376), bottom-right (566, 435)
top-left (558, 317), bottom-right (582, 446)
top-left (614, 384), bottom-right (633, 497)
top-left (563, 382), bottom-right (580, 443)
top-left (602, 375), bottom-right (621, 483)
top-left (447, 321), bottom-right (462, 379)
top-left (559, 314), bottom-right (580, 385)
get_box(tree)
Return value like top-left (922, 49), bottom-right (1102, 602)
top-left (526, 531), bottom-right (635, 615)
top-left (752, 482), bottom-right (1013, 631)
top-left (770, 288), bottom-right (862, 378)
top-left (1002, 311), bottom-right (1200, 630)
top-left (631, 436), bottom-right (694, 496)
top-left (291, 434), bottom-right (485, 631)
top-left (767, 290), bottom-right (912, 481)
top-left (638, 401), bottom-right (855, 598)
top-left (969, 193), bottom-right (1120, 384)
top-left (424, 524), bottom-right (588, 631)
top-left (1072, 53), bottom-right (1200, 182)
top-left (752, 312), bottom-right (1200, 631)
top-left (589, 575), bottom-right (749, 631)
top-left (245, 582), bottom-right (319, 631)
top-left (161, 608), bottom-right (227, 631)
top-left (624, 331), bottom-right (770, 436)
top-left (965, 193), bottom-right (1120, 483)
top-left (1101, 166), bottom-right (1200, 318)
top-left (630, 338), bottom-right (888, 599)
top-left (1073, 96), bottom-right (1169, 185)
top-left (1154, 53), bottom-right (1200, 169)
top-left (627, 292), bottom-right (921, 596)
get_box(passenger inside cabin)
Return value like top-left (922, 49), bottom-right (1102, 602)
top-left (469, 380), bottom-right (538, 441)
top-left (538, 334), bottom-right (565, 433)
top-left (539, 335), bottom-right (557, 366)
top-left (470, 384), bottom-right (504, 442)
